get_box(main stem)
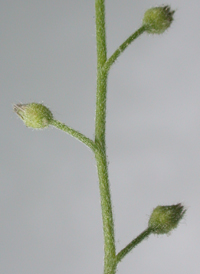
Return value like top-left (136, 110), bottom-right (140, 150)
top-left (95, 1), bottom-right (116, 274)
top-left (95, 0), bottom-right (107, 150)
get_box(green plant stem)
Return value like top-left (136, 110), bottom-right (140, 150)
top-left (95, 148), bottom-right (117, 274)
top-left (103, 25), bottom-right (146, 73)
top-left (95, 69), bottom-right (108, 150)
top-left (95, 0), bottom-right (107, 69)
top-left (95, 0), bottom-right (107, 150)
top-left (50, 119), bottom-right (97, 152)
top-left (95, 1), bottom-right (116, 274)
top-left (116, 228), bottom-right (152, 264)
top-left (94, 3), bottom-right (148, 274)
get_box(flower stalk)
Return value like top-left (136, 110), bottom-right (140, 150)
top-left (116, 228), bottom-right (152, 263)
top-left (13, 2), bottom-right (184, 274)
top-left (50, 119), bottom-right (97, 152)
top-left (103, 26), bottom-right (146, 73)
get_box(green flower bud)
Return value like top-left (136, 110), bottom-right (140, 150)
top-left (148, 203), bottom-right (186, 234)
top-left (143, 6), bottom-right (175, 34)
top-left (13, 103), bottom-right (53, 129)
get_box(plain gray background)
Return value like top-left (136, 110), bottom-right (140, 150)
top-left (1, 0), bottom-right (200, 273)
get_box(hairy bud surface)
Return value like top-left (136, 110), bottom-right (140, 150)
top-left (143, 6), bottom-right (175, 34)
top-left (148, 203), bottom-right (186, 234)
top-left (13, 103), bottom-right (53, 129)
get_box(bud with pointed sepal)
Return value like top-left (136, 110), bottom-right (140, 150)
top-left (148, 203), bottom-right (186, 234)
top-left (143, 6), bottom-right (175, 34)
top-left (13, 103), bottom-right (53, 129)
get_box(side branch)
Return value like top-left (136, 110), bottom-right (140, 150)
top-left (116, 228), bottom-right (152, 264)
top-left (103, 25), bottom-right (146, 72)
top-left (50, 119), bottom-right (97, 152)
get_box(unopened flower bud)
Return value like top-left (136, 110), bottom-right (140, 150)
top-left (13, 103), bottom-right (53, 129)
top-left (148, 203), bottom-right (186, 234)
top-left (143, 6), bottom-right (175, 34)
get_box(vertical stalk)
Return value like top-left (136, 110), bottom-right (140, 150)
top-left (95, 0), bottom-right (107, 150)
top-left (95, 1), bottom-right (116, 273)
top-left (95, 149), bottom-right (116, 274)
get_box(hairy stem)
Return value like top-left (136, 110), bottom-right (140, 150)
top-left (95, 0), bottom-right (107, 69)
top-left (116, 228), bottom-right (152, 264)
top-left (95, 1), bottom-right (116, 274)
top-left (95, 148), bottom-right (117, 274)
top-left (50, 119), bottom-right (97, 152)
top-left (103, 25), bottom-right (146, 73)
top-left (95, 0), bottom-right (108, 150)
top-left (95, 70), bottom-right (108, 149)
top-left (94, 2), bottom-right (149, 273)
